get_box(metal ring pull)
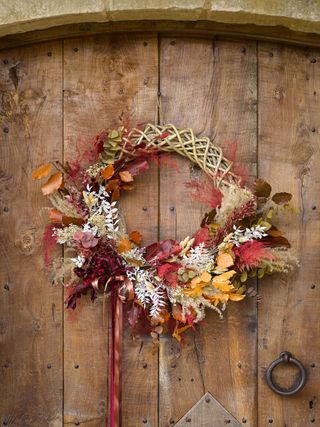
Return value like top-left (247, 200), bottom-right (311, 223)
top-left (266, 351), bottom-right (307, 396)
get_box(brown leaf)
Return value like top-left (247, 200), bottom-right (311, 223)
top-left (106, 179), bottom-right (120, 191)
top-left (117, 237), bottom-right (132, 253)
top-left (119, 171), bottom-right (134, 183)
top-left (267, 226), bottom-right (283, 237)
top-left (129, 230), bottom-right (142, 246)
top-left (32, 163), bottom-right (52, 180)
top-left (272, 192), bottom-right (292, 205)
top-left (101, 164), bottom-right (114, 180)
top-left (62, 216), bottom-right (84, 226)
top-left (122, 183), bottom-right (135, 191)
top-left (41, 172), bottom-right (63, 195)
top-left (111, 187), bottom-right (120, 202)
top-left (263, 234), bottom-right (291, 248)
top-left (254, 179), bottom-right (272, 198)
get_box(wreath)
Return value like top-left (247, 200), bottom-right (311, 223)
top-left (33, 124), bottom-right (297, 426)
top-left (33, 123), bottom-right (298, 336)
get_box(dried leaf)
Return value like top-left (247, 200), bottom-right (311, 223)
top-left (106, 179), bottom-right (120, 191)
top-left (122, 183), bottom-right (135, 191)
top-left (216, 252), bottom-right (234, 268)
top-left (229, 294), bottom-right (246, 301)
top-left (117, 237), bottom-right (132, 253)
top-left (272, 192), bottom-right (292, 205)
top-left (41, 172), bottom-right (63, 195)
top-left (111, 187), bottom-right (120, 202)
top-left (254, 179), bottom-right (272, 198)
top-left (119, 171), bottom-right (134, 183)
top-left (62, 216), bottom-right (84, 226)
top-left (101, 164), bottom-right (114, 180)
top-left (32, 163), bottom-right (52, 180)
top-left (49, 209), bottom-right (63, 223)
top-left (267, 226), bottom-right (283, 237)
top-left (129, 230), bottom-right (142, 245)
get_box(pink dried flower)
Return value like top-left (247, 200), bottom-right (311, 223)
top-left (73, 230), bottom-right (98, 248)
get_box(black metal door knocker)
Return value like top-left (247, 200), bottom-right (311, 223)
top-left (266, 351), bottom-right (307, 396)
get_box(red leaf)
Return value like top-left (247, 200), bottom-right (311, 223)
top-left (43, 224), bottom-right (57, 266)
top-left (185, 180), bottom-right (222, 209)
top-left (193, 227), bottom-right (210, 247)
top-left (234, 241), bottom-right (275, 271)
top-left (125, 159), bottom-right (149, 176)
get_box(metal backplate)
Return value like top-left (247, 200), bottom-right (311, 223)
top-left (174, 392), bottom-right (241, 426)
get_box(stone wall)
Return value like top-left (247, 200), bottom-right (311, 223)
top-left (0, 0), bottom-right (320, 38)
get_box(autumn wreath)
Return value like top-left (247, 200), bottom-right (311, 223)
top-left (33, 124), bottom-right (297, 341)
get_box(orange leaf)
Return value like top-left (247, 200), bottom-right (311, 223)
top-left (41, 172), bottom-right (63, 195)
top-left (111, 187), bottom-right (120, 202)
top-left (106, 179), bottom-right (120, 191)
top-left (129, 230), bottom-right (142, 246)
top-left (101, 165), bottom-right (114, 180)
top-left (32, 163), bottom-right (52, 180)
top-left (117, 237), bottom-right (132, 253)
top-left (49, 209), bottom-right (63, 223)
top-left (172, 304), bottom-right (185, 322)
top-left (216, 252), bottom-right (234, 268)
top-left (119, 171), bottom-right (134, 183)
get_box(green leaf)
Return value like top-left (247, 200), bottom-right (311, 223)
top-left (240, 271), bottom-right (248, 283)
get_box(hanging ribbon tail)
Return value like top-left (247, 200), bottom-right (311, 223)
top-left (109, 289), bottom-right (123, 427)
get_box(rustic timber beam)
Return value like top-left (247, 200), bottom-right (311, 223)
top-left (1, 20), bottom-right (320, 50)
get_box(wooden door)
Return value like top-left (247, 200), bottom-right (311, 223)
top-left (0, 34), bottom-right (319, 427)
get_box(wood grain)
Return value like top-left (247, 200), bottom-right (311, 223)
top-left (258, 43), bottom-right (320, 427)
top-left (158, 37), bottom-right (257, 427)
top-left (63, 33), bottom-right (159, 426)
top-left (0, 42), bottom-right (63, 426)
top-left (174, 392), bottom-right (241, 427)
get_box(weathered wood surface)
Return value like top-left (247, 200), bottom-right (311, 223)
top-left (1, 34), bottom-right (320, 427)
top-left (258, 43), bottom-right (320, 427)
top-left (0, 42), bottom-right (63, 426)
top-left (63, 33), bottom-right (159, 426)
top-left (174, 392), bottom-right (241, 427)
top-left (159, 37), bottom-right (257, 427)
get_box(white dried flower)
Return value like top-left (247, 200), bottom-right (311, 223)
top-left (71, 255), bottom-right (85, 268)
top-left (128, 268), bottom-right (166, 317)
top-left (229, 225), bottom-right (267, 247)
top-left (182, 243), bottom-right (216, 272)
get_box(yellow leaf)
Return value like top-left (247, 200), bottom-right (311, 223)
top-left (213, 270), bottom-right (236, 283)
top-left (41, 172), bottom-right (63, 195)
top-left (213, 282), bottom-right (234, 292)
top-left (200, 271), bottom-right (211, 283)
top-left (229, 294), bottom-right (246, 301)
top-left (32, 163), bottom-right (52, 180)
top-left (216, 252), bottom-right (234, 268)
top-left (172, 325), bottom-right (191, 342)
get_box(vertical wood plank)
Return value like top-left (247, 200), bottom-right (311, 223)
top-left (258, 43), bottom-right (320, 427)
top-left (0, 42), bottom-right (63, 426)
top-left (63, 34), bottom-right (159, 427)
top-left (159, 37), bottom-right (257, 426)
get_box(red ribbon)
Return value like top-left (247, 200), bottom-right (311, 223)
top-left (108, 279), bottom-right (133, 427)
